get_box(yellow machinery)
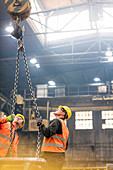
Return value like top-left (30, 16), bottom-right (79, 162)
top-left (63, 167), bottom-right (106, 170)
top-left (0, 157), bottom-right (46, 170)
top-left (5, 0), bottom-right (31, 21)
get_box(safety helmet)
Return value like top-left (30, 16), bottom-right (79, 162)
top-left (16, 114), bottom-right (25, 129)
top-left (58, 105), bottom-right (72, 120)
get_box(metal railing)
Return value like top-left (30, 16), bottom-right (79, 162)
top-left (23, 83), bottom-right (113, 98)
top-left (1, 83), bottom-right (113, 99)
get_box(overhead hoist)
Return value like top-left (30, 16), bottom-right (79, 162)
top-left (5, 0), bottom-right (41, 157)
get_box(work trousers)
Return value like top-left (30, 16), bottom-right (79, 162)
top-left (41, 152), bottom-right (65, 170)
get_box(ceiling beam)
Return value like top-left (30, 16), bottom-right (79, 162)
top-left (30, 1), bottom-right (113, 15)
top-left (0, 51), bottom-right (106, 61)
top-left (30, 3), bottom-right (87, 15)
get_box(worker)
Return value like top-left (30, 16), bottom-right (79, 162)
top-left (0, 113), bottom-right (25, 157)
top-left (37, 105), bottom-right (72, 170)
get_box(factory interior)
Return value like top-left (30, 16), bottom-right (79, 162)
top-left (0, 0), bottom-right (113, 170)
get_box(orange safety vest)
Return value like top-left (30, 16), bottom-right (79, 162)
top-left (0, 117), bottom-right (19, 157)
top-left (41, 119), bottom-right (69, 153)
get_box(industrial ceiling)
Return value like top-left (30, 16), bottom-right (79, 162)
top-left (0, 0), bottom-right (113, 99)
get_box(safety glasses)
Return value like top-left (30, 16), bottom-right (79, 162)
top-left (61, 108), bottom-right (67, 114)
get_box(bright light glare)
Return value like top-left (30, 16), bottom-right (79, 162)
top-left (35, 63), bottom-right (40, 68)
top-left (94, 77), bottom-right (100, 82)
top-left (47, 10), bottom-right (92, 41)
top-left (5, 26), bottom-right (14, 33)
top-left (106, 51), bottom-right (112, 57)
top-left (102, 8), bottom-right (113, 28)
top-left (30, 58), bottom-right (37, 64)
top-left (46, 7), bottom-right (113, 42)
top-left (29, 4), bottom-right (113, 43)
top-left (49, 85), bottom-right (56, 88)
top-left (111, 80), bottom-right (113, 84)
top-left (108, 57), bottom-right (113, 62)
top-left (105, 47), bottom-right (112, 57)
top-left (48, 81), bottom-right (56, 86)
top-left (28, 0), bottom-right (45, 43)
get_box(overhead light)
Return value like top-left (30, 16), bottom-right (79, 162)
top-left (108, 57), bottom-right (113, 62)
top-left (48, 81), bottom-right (56, 86)
top-left (5, 26), bottom-right (14, 33)
top-left (94, 77), bottom-right (100, 82)
top-left (111, 80), bottom-right (113, 84)
top-left (105, 47), bottom-right (112, 57)
top-left (89, 83), bottom-right (104, 86)
top-left (49, 85), bottom-right (56, 88)
top-left (105, 47), bottom-right (113, 62)
top-left (30, 58), bottom-right (37, 64)
top-left (35, 63), bottom-right (40, 68)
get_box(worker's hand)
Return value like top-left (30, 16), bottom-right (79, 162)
top-left (37, 116), bottom-right (42, 126)
top-left (6, 114), bottom-right (15, 122)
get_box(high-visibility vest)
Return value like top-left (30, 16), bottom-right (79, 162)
top-left (0, 117), bottom-right (19, 157)
top-left (41, 119), bottom-right (69, 152)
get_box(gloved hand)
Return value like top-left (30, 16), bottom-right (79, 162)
top-left (37, 116), bottom-right (42, 126)
top-left (6, 114), bottom-right (15, 122)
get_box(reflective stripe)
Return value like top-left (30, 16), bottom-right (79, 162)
top-left (0, 143), bottom-right (9, 149)
top-left (42, 143), bottom-right (66, 150)
top-left (0, 134), bottom-right (10, 141)
top-left (52, 135), bottom-right (67, 142)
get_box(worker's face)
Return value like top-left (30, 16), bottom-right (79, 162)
top-left (54, 108), bottom-right (65, 118)
top-left (13, 116), bottom-right (23, 130)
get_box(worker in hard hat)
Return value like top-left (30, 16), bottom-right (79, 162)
top-left (37, 105), bottom-right (72, 170)
top-left (0, 113), bottom-right (25, 157)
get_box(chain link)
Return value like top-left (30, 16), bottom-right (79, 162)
top-left (36, 131), bottom-right (41, 158)
top-left (22, 46), bottom-right (40, 117)
top-left (11, 49), bottom-right (20, 115)
top-left (8, 49), bottom-right (20, 156)
top-left (21, 39), bottom-right (41, 157)
top-left (8, 123), bottom-right (13, 156)
top-left (9, 36), bottom-right (41, 157)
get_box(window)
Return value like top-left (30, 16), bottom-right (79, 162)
top-left (47, 7), bottom-right (113, 42)
top-left (75, 111), bottom-right (93, 129)
top-left (28, 2), bottom-right (113, 44)
top-left (102, 111), bottom-right (113, 129)
top-left (28, 0), bottom-right (46, 44)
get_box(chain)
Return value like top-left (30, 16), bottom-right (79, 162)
top-left (22, 46), bottom-right (40, 116)
top-left (36, 131), bottom-right (41, 158)
top-left (9, 32), bottom-right (41, 157)
top-left (8, 122), bottom-right (13, 156)
top-left (11, 49), bottom-right (20, 115)
top-left (9, 48), bottom-right (20, 156)
top-left (22, 40), bottom-right (41, 157)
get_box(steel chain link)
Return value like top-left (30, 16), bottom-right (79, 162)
top-left (8, 122), bottom-right (13, 156)
top-left (9, 49), bottom-right (20, 156)
top-left (9, 37), bottom-right (41, 157)
top-left (22, 41), bottom-right (41, 157)
top-left (11, 49), bottom-right (20, 115)
top-left (36, 130), bottom-right (41, 157)
top-left (22, 46), bottom-right (40, 116)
